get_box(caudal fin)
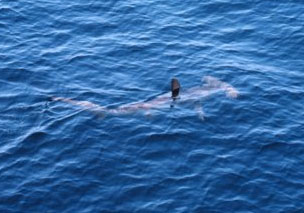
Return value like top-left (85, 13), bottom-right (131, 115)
top-left (203, 76), bottom-right (239, 98)
top-left (51, 96), bottom-right (106, 112)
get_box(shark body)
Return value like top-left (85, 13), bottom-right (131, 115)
top-left (52, 76), bottom-right (238, 119)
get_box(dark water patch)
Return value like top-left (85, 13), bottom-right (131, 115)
top-left (0, 131), bottom-right (49, 162)
top-left (0, 7), bottom-right (27, 23)
top-left (72, 21), bottom-right (118, 38)
top-left (1, 68), bottom-right (33, 83)
top-left (259, 141), bottom-right (304, 156)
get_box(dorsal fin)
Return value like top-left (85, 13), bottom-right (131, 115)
top-left (171, 78), bottom-right (180, 99)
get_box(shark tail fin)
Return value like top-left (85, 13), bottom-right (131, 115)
top-left (51, 96), bottom-right (107, 116)
top-left (203, 76), bottom-right (239, 98)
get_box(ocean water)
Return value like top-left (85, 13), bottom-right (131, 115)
top-left (1, 0), bottom-right (304, 212)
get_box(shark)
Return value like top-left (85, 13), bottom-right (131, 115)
top-left (51, 76), bottom-right (239, 120)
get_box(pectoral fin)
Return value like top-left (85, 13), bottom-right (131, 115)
top-left (195, 104), bottom-right (205, 121)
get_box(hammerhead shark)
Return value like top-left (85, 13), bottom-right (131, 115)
top-left (51, 76), bottom-right (238, 120)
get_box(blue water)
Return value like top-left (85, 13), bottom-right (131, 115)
top-left (1, 0), bottom-right (304, 212)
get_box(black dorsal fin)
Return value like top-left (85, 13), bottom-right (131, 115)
top-left (171, 78), bottom-right (180, 99)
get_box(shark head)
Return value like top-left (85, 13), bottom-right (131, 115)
top-left (202, 76), bottom-right (239, 98)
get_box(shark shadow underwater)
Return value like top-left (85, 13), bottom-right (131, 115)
top-left (51, 76), bottom-right (239, 120)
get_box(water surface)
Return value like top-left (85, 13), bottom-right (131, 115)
top-left (1, 0), bottom-right (304, 212)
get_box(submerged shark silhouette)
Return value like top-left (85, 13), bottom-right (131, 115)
top-left (52, 76), bottom-right (238, 120)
